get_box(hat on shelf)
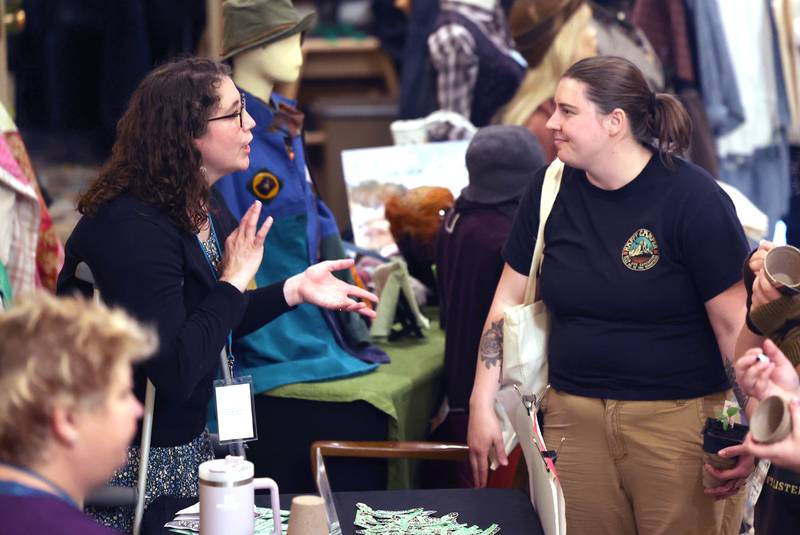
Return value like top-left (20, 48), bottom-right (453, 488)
top-left (509, 0), bottom-right (586, 68)
top-left (222, 0), bottom-right (316, 60)
top-left (462, 125), bottom-right (546, 205)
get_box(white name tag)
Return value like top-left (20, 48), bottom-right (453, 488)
top-left (214, 376), bottom-right (257, 443)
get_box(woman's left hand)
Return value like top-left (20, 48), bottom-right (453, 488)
top-left (283, 259), bottom-right (378, 319)
top-left (752, 268), bottom-right (783, 308)
top-left (703, 446), bottom-right (755, 500)
top-left (736, 396), bottom-right (800, 473)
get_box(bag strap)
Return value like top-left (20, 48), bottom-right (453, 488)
top-left (523, 159), bottom-right (564, 305)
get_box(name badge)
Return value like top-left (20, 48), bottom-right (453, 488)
top-left (213, 376), bottom-right (258, 444)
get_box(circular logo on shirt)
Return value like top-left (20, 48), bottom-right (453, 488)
top-left (250, 170), bottom-right (281, 202)
top-left (621, 228), bottom-right (660, 271)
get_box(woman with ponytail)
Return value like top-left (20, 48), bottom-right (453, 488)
top-left (468, 56), bottom-right (753, 534)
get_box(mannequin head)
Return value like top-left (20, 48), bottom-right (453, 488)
top-left (502, 3), bottom-right (595, 125)
top-left (222, 0), bottom-right (315, 101)
top-left (232, 32), bottom-right (303, 101)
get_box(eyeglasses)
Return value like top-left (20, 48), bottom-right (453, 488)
top-left (208, 93), bottom-right (246, 128)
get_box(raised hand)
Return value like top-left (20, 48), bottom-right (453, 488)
top-left (282, 259), bottom-right (378, 318)
top-left (220, 201), bottom-right (273, 292)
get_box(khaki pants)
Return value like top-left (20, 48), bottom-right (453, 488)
top-left (541, 389), bottom-right (745, 535)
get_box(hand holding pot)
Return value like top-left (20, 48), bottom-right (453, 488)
top-left (747, 240), bottom-right (775, 276)
top-left (701, 405), bottom-right (751, 496)
top-left (702, 451), bottom-right (754, 500)
top-left (748, 241), bottom-right (781, 307)
top-left (738, 397), bottom-right (800, 473)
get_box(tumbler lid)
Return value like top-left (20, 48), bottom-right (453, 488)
top-left (199, 455), bottom-right (254, 485)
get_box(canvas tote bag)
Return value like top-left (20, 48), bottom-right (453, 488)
top-left (493, 158), bottom-right (565, 534)
top-left (496, 386), bottom-right (567, 535)
top-left (495, 157), bottom-right (564, 452)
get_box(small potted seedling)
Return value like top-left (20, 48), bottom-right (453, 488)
top-left (701, 403), bottom-right (749, 488)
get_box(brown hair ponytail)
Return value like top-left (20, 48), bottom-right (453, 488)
top-left (564, 56), bottom-right (691, 165)
top-left (650, 92), bottom-right (691, 161)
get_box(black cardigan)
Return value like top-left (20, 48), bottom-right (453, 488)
top-left (57, 191), bottom-right (293, 446)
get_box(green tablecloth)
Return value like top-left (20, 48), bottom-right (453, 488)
top-left (265, 311), bottom-right (445, 488)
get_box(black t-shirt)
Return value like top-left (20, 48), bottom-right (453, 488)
top-left (57, 191), bottom-right (292, 446)
top-left (502, 155), bottom-right (749, 400)
top-left (755, 464), bottom-right (800, 534)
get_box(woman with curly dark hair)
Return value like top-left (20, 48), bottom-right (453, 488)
top-left (56, 57), bottom-right (377, 532)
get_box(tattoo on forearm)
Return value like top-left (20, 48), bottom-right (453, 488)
top-left (724, 358), bottom-right (749, 411)
top-left (479, 319), bottom-right (504, 383)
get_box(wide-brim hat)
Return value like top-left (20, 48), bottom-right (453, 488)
top-left (462, 125), bottom-right (546, 205)
top-left (222, 0), bottom-right (316, 60)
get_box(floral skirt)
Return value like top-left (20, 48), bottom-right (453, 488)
top-left (87, 431), bottom-right (214, 533)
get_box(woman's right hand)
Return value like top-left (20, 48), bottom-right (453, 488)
top-left (467, 401), bottom-right (507, 488)
top-left (220, 201), bottom-right (273, 292)
top-left (736, 339), bottom-right (800, 402)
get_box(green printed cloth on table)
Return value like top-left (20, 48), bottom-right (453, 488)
top-left (167, 506), bottom-right (289, 534)
top-left (354, 502), bottom-right (500, 534)
top-left (265, 309), bottom-right (445, 488)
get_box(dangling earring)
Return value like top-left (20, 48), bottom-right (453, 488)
top-left (199, 166), bottom-right (211, 222)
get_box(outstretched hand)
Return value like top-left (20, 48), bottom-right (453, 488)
top-left (283, 259), bottom-right (378, 318)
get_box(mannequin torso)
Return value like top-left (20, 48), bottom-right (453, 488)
top-left (428, 0), bottom-right (524, 137)
top-left (213, 29), bottom-right (387, 390)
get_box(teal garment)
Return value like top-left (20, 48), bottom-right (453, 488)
top-left (215, 91), bottom-right (378, 393)
top-left (0, 261), bottom-right (10, 308)
top-left (234, 213), bottom-right (376, 394)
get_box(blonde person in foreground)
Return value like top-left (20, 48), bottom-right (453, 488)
top-left (467, 56), bottom-right (754, 534)
top-left (0, 293), bottom-right (156, 534)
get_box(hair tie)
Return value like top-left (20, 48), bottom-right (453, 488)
top-left (649, 92), bottom-right (658, 115)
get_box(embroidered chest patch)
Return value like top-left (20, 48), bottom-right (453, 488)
top-left (621, 228), bottom-right (660, 271)
top-left (249, 170), bottom-right (282, 202)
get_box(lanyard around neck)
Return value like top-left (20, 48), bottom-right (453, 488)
top-left (196, 214), bottom-right (236, 378)
top-left (198, 214), bottom-right (223, 279)
top-left (0, 461), bottom-right (79, 510)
